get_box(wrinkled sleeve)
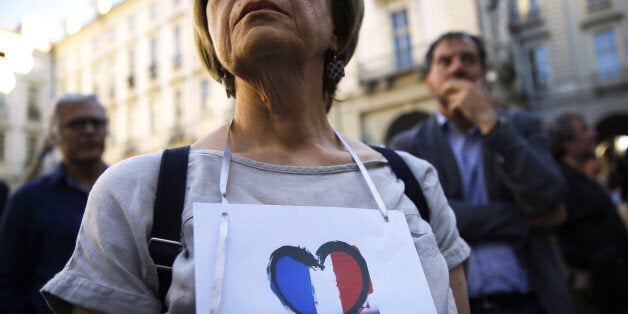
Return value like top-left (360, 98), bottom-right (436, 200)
top-left (41, 155), bottom-right (163, 314)
top-left (398, 151), bottom-right (470, 270)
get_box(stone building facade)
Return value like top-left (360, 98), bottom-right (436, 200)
top-left (0, 25), bottom-right (53, 187)
top-left (28, 0), bottom-right (628, 168)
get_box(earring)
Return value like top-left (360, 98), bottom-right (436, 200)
top-left (325, 50), bottom-right (345, 82)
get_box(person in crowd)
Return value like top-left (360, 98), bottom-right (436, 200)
top-left (0, 179), bottom-right (8, 218)
top-left (607, 148), bottom-right (628, 206)
top-left (21, 134), bottom-right (55, 184)
top-left (390, 31), bottom-right (573, 313)
top-left (0, 94), bottom-right (108, 313)
top-left (548, 112), bottom-right (628, 313)
top-left (579, 151), bottom-right (602, 182)
top-left (41, 1), bottom-right (470, 313)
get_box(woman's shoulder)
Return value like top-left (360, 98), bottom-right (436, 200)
top-left (393, 150), bottom-right (436, 172)
top-left (390, 150), bottom-right (441, 188)
top-left (96, 152), bottom-right (163, 193)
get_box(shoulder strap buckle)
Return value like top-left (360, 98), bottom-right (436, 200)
top-left (148, 237), bottom-right (185, 270)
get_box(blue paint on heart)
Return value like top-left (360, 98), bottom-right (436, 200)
top-left (271, 255), bottom-right (317, 314)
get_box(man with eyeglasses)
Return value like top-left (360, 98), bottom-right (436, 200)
top-left (0, 94), bottom-right (108, 313)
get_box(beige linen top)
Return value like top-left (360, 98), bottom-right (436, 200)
top-left (42, 149), bottom-right (470, 313)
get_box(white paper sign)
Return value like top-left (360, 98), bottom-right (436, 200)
top-left (193, 202), bottom-right (436, 313)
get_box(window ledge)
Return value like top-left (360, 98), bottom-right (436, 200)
top-left (580, 9), bottom-right (624, 30)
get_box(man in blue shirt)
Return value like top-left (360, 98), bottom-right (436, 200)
top-left (391, 32), bottom-right (574, 313)
top-left (0, 94), bottom-right (108, 313)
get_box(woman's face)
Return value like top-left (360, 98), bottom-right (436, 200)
top-left (206, 0), bottom-right (337, 73)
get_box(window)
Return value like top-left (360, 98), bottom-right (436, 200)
top-left (391, 9), bottom-right (413, 70)
top-left (171, 90), bottom-right (184, 142)
top-left (201, 80), bottom-right (209, 110)
top-left (174, 90), bottom-right (182, 120)
top-left (149, 3), bottom-right (157, 19)
top-left (516, 0), bottom-right (542, 23)
top-left (149, 97), bottom-right (157, 132)
top-left (585, 0), bottom-right (610, 13)
top-left (528, 0), bottom-right (540, 18)
top-left (128, 49), bottom-right (135, 88)
top-left (25, 136), bottom-right (37, 164)
top-left (0, 93), bottom-right (6, 116)
top-left (529, 44), bottom-right (550, 89)
top-left (27, 85), bottom-right (41, 121)
top-left (173, 26), bottom-right (182, 68)
top-left (128, 16), bottom-right (135, 33)
top-left (593, 29), bottom-right (620, 80)
top-left (127, 103), bottom-right (136, 138)
top-left (109, 76), bottom-right (116, 99)
top-left (107, 27), bottom-right (116, 43)
top-left (150, 38), bottom-right (158, 79)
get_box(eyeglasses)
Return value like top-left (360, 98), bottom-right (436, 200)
top-left (63, 118), bottom-right (108, 131)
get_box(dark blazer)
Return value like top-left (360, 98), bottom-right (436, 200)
top-left (391, 110), bottom-right (574, 313)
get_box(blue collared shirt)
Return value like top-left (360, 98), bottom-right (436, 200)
top-left (435, 112), bottom-right (530, 297)
top-left (0, 164), bottom-right (92, 313)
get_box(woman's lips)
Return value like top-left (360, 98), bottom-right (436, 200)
top-left (237, 1), bottom-right (285, 23)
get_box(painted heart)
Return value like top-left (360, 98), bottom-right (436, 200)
top-left (267, 241), bottom-right (372, 314)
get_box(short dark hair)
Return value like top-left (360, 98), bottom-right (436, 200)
top-left (547, 112), bottom-right (583, 160)
top-left (424, 31), bottom-right (487, 75)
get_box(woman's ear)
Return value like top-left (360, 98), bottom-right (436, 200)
top-left (328, 34), bottom-right (339, 53)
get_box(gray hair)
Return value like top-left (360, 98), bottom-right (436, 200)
top-left (49, 94), bottom-right (105, 133)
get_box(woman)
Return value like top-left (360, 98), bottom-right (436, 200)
top-left (42, 0), bottom-right (470, 313)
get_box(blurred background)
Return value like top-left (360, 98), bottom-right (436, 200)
top-left (0, 0), bottom-right (626, 190)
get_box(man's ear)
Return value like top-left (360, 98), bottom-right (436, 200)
top-left (49, 129), bottom-right (62, 144)
top-left (423, 73), bottom-right (434, 92)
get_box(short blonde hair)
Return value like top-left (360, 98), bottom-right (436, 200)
top-left (192, 0), bottom-right (364, 111)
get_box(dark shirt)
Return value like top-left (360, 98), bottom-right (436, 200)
top-left (0, 164), bottom-right (89, 313)
top-left (0, 180), bottom-right (9, 218)
top-left (557, 162), bottom-right (627, 269)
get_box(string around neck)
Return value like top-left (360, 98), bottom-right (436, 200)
top-left (219, 119), bottom-right (389, 221)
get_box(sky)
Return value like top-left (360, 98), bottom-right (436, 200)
top-left (0, 0), bottom-right (118, 42)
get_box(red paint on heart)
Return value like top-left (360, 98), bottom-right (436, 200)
top-left (330, 248), bottom-right (374, 313)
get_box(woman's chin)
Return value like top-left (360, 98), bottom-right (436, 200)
top-left (236, 33), bottom-right (297, 60)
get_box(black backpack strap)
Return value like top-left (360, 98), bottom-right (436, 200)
top-left (149, 145), bottom-right (190, 312)
top-left (370, 145), bottom-right (430, 222)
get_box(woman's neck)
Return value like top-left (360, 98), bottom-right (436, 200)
top-left (192, 57), bottom-right (382, 165)
top-left (230, 57), bottom-right (337, 148)
top-left (229, 93), bottom-right (344, 165)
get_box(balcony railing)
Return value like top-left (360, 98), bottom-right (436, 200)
top-left (592, 66), bottom-right (628, 93)
top-left (356, 48), bottom-right (425, 84)
top-left (526, 65), bottom-right (628, 107)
